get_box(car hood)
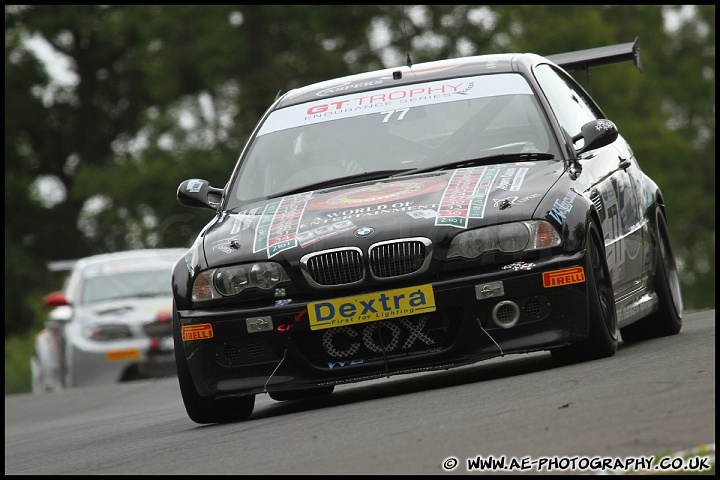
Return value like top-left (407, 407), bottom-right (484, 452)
top-left (74, 296), bottom-right (172, 326)
top-left (204, 161), bottom-right (564, 265)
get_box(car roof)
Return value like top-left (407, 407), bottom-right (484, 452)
top-left (73, 248), bottom-right (187, 268)
top-left (275, 52), bottom-right (544, 108)
top-left (273, 38), bottom-right (642, 109)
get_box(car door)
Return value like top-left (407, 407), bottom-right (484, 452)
top-left (533, 63), bottom-right (645, 301)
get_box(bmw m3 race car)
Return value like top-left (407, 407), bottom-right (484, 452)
top-left (171, 38), bottom-right (683, 424)
top-left (31, 248), bottom-right (187, 392)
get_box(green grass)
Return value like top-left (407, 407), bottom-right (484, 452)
top-left (5, 332), bottom-right (35, 395)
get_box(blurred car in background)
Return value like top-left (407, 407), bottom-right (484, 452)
top-left (31, 248), bottom-right (187, 392)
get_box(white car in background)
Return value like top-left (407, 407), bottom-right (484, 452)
top-left (31, 248), bottom-right (187, 392)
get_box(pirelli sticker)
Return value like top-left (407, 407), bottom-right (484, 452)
top-left (542, 266), bottom-right (585, 288)
top-left (182, 323), bottom-right (214, 341)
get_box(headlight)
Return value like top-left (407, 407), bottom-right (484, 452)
top-left (84, 324), bottom-right (133, 341)
top-left (192, 262), bottom-right (290, 302)
top-left (447, 220), bottom-right (562, 259)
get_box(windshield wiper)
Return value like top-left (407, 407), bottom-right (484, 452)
top-left (392, 152), bottom-right (556, 177)
top-left (269, 169), bottom-right (415, 198)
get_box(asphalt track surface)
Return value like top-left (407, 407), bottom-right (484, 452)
top-left (5, 310), bottom-right (715, 475)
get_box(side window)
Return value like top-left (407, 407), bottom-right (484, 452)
top-left (534, 64), bottom-right (601, 142)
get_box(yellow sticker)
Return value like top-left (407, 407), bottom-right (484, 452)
top-left (308, 284), bottom-right (436, 331)
top-left (105, 349), bottom-right (141, 361)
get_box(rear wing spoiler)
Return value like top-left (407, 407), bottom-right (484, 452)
top-left (547, 37), bottom-right (643, 73)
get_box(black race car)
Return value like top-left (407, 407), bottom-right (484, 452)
top-left (171, 37), bottom-right (683, 424)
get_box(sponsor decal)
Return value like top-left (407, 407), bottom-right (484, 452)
top-left (436, 166), bottom-right (500, 228)
top-left (495, 167), bottom-right (529, 191)
top-left (542, 267), bottom-right (585, 287)
top-left (253, 192), bottom-right (312, 257)
top-left (315, 78), bottom-right (395, 97)
top-left (213, 235), bottom-right (240, 254)
top-left (308, 284), bottom-right (436, 330)
top-left (327, 359), bottom-right (365, 369)
top-left (322, 315), bottom-right (437, 358)
top-left (548, 189), bottom-right (579, 225)
top-left (617, 294), bottom-right (657, 323)
top-left (307, 178), bottom-right (445, 210)
top-left (230, 207), bottom-right (261, 235)
top-left (257, 74), bottom-right (531, 136)
top-left (182, 323), bottom-right (214, 341)
top-left (502, 262), bottom-right (536, 271)
top-left (492, 193), bottom-right (541, 207)
top-left (407, 208), bottom-right (437, 219)
top-left (186, 179), bottom-right (203, 192)
top-left (105, 349), bottom-right (141, 361)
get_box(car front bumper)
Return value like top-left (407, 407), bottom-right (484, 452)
top-left (67, 335), bottom-right (176, 388)
top-left (176, 251), bottom-right (591, 398)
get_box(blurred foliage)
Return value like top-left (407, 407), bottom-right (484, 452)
top-left (4, 5), bottom-right (715, 391)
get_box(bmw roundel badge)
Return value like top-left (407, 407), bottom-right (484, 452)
top-left (354, 227), bottom-right (375, 237)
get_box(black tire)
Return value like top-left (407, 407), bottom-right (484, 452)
top-left (173, 307), bottom-right (255, 424)
top-left (552, 220), bottom-right (619, 364)
top-left (268, 386), bottom-right (335, 402)
top-left (620, 211), bottom-right (683, 343)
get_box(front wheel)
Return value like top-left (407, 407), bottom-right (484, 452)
top-left (173, 306), bottom-right (255, 424)
top-left (620, 211), bottom-right (682, 343)
top-left (552, 220), bottom-right (618, 364)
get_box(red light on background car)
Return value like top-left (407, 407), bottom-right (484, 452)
top-left (43, 291), bottom-right (69, 308)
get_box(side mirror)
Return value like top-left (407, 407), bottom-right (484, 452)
top-left (177, 179), bottom-right (224, 210)
top-left (43, 291), bottom-right (69, 308)
top-left (572, 119), bottom-right (618, 156)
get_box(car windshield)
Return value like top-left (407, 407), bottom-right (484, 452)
top-left (226, 72), bottom-right (559, 207)
top-left (79, 260), bottom-right (173, 305)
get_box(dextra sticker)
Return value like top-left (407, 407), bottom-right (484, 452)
top-left (308, 284), bottom-right (436, 331)
top-left (436, 166), bottom-right (500, 228)
top-left (542, 267), bottom-right (585, 287)
top-left (182, 324), bottom-right (214, 341)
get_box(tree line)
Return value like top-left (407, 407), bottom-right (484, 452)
top-left (5, 5), bottom-right (715, 339)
